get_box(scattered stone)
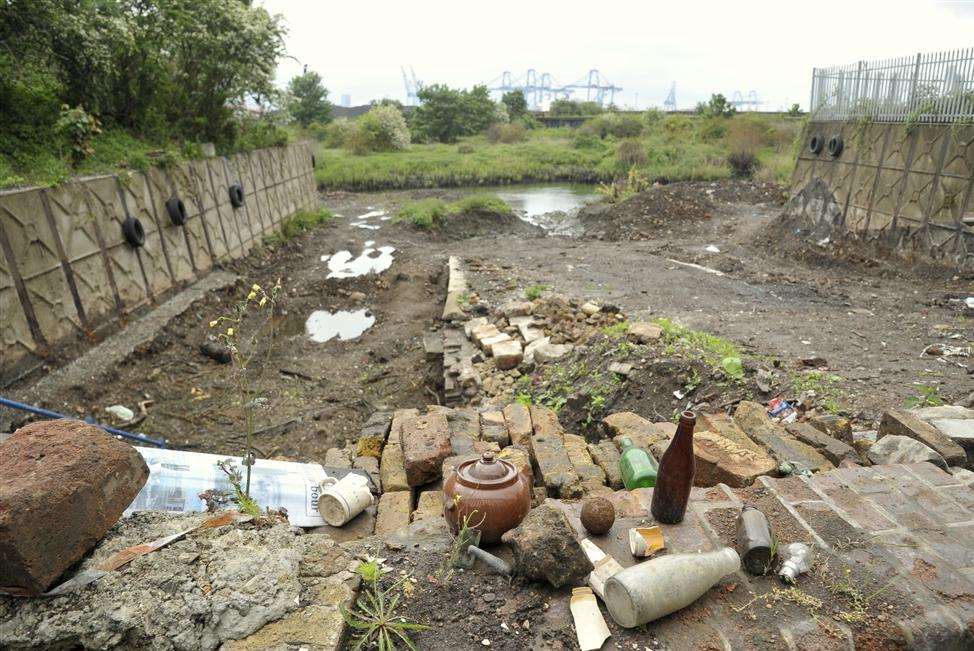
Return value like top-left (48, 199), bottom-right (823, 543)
top-left (786, 422), bottom-right (858, 465)
top-left (324, 447), bottom-right (353, 469)
top-left (379, 409), bottom-right (417, 492)
top-left (104, 404), bottom-right (135, 423)
top-left (501, 503), bottom-right (594, 587)
top-left (503, 402), bottom-right (533, 446)
top-left (696, 412), bottom-right (766, 455)
top-left (400, 411), bottom-right (452, 487)
top-left (603, 412), bottom-right (669, 452)
top-left (608, 361), bottom-right (633, 376)
top-left (734, 401), bottom-right (833, 473)
top-left (588, 440), bottom-right (624, 490)
top-left (530, 432), bottom-right (582, 499)
top-left (530, 405), bottom-right (564, 439)
top-left (498, 445), bottom-right (534, 485)
top-left (472, 324), bottom-right (502, 346)
top-left (564, 434), bottom-right (606, 493)
top-left (502, 301), bottom-right (534, 318)
top-left (652, 430), bottom-right (777, 487)
top-left (492, 339), bottom-right (523, 370)
top-left (464, 317), bottom-right (489, 338)
top-left (801, 356), bottom-right (828, 368)
top-left (0, 420), bottom-right (149, 596)
top-left (375, 491), bottom-right (413, 536)
top-left (580, 496), bottom-right (615, 535)
top-left (481, 332), bottom-right (513, 354)
top-left (628, 322), bottom-right (662, 343)
top-left (580, 302), bottom-right (601, 316)
top-left (879, 410), bottom-right (966, 468)
top-left (523, 336), bottom-right (551, 365)
top-left (412, 490), bottom-right (444, 522)
top-left (866, 435), bottom-right (948, 471)
top-left (533, 342), bottom-right (573, 363)
top-left (807, 413), bottom-right (854, 444)
top-left (199, 340), bottom-right (231, 363)
top-left (480, 410), bottom-right (511, 446)
top-left (423, 332), bottom-right (444, 361)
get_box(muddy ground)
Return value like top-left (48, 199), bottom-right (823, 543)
top-left (8, 179), bottom-right (972, 462)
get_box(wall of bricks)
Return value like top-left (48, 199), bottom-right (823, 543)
top-left (789, 121), bottom-right (974, 268)
top-left (0, 142), bottom-right (317, 382)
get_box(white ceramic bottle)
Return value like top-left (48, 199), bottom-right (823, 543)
top-left (604, 548), bottom-right (741, 628)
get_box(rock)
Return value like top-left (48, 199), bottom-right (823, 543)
top-left (379, 409), bottom-right (417, 492)
top-left (786, 422), bottom-right (858, 465)
top-left (412, 490), bottom-right (444, 522)
top-left (580, 497), bottom-right (615, 535)
top-left (502, 301), bottom-right (534, 318)
top-left (608, 362), bottom-right (633, 376)
top-left (588, 440), bottom-right (624, 490)
top-left (866, 435), bottom-right (948, 471)
top-left (879, 410), bottom-right (966, 468)
top-left (441, 453), bottom-right (480, 482)
top-left (480, 410), bottom-right (511, 446)
top-left (801, 356), bottom-right (828, 368)
top-left (464, 317), bottom-right (489, 337)
top-left (651, 430), bottom-right (777, 487)
top-left (696, 412), bottom-right (766, 455)
top-left (423, 332), bottom-right (444, 361)
top-left (523, 336), bottom-right (551, 365)
top-left (472, 323), bottom-right (502, 346)
top-left (400, 412), bottom-right (452, 486)
top-left (603, 412), bottom-right (669, 452)
top-left (481, 332), bottom-right (513, 354)
top-left (501, 503), bottom-right (593, 587)
top-left (628, 322), bottom-right (662, 343)
top-left (324, 447), bottom-right (353, 469)
top-left (199, 341), bottom-right (231, 363)
top-left (910, 406), bottom-right (974, 466)
top-left (352, 456), bottom-right (380, 489)
top-left (104, 404), bottom-right (135, 423)
top-left (492, 339), bottom-right (523, 370)
top-left (530, 405), bottom-right (564, 439)
top-left (375, 491), bottom-right (413, 536)
top-left (807, 413), bottom-right (854, 444)
top-left (349, 290), bottom-right (367, 302)
top-left (530, 432), bottom-right (582, 499)
top-left (0, 420), bottom-right (149, 596)
top-left (580, 302), bottom-right (601, 316)
top-left (498, 445), bottom-right (534, 485)
top-left (734, 402), bottom-right (833, 473)
top-left (503, 402), bottom-right (533, 446)
top-left (533, 342), bottom-right (573, 363)
top-left (564, 433), bottom-right (606, 492)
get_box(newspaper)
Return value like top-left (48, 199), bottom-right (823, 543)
top-left (125, 447), bottom-right (329, 527)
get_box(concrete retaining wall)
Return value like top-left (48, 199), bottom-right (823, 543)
top-left (0, 142), bottom-right (317, 382)
top-left (789, 121), bottom-right (974, 267)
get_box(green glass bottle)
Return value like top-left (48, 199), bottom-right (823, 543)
top-left (619, 436), bottom-right (659, 489)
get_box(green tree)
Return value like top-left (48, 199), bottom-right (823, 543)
top-left (412, 83), bottom-right (496, 143)
top-left (286, 71), bottom-right (331, 127)
top-left (702, 93), bottom-right (736, 118)
top-left (501, 90), bottom-right (528, 120)
top-left (787, 103), bottom-right (803, 117)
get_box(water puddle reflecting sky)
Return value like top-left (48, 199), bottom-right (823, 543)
top-left (321, 245), bottom-right (396, 278)
top-left (305, 309), bottom-right (375, 343)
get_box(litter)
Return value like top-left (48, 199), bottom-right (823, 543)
top-left (580, 538), bottom-right (623, 600)
top-left (570, 586), bottom-right (611, 650)
top-left (767, 397), bottom-right (797, 423)
top-left (104, 404), bottom-right (135, 423)
top-left (665, 258), bottom-right (725, 276)
top-left (628, 526), bottom-right (665, 558)
top-left (318, 473), bottom-right (374, 526)
top-left (778, 542), bottom-right (814, 583)
top-left (737, 505), bottom-right (775, 574)
top-left (704, 244), bottom-right (721, 253)
top-left (922, 343), bottom-right (971, 357)
top-left (450, 528), bottom-right (511, 575)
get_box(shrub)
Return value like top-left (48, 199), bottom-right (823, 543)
top-left (451, 194), bottom-right (512, 215)
top-left (319, 117), bottom-right (355, 148)
top-left (608, 114), bottom-right (644, 138)
top-left (700, 93), bottom-right (736, 118)
top-left (787, 103), bottom-right (803, 117)
top-left (572, 131), bottom-right (602, 150)
top-left (412, 83), bottom-right (495, 143)
top-left (266, 207), bottom-right (333, 244)
top-left (395, 198), bottom-right (448, 229)
top-left (348, 105), bottom-right (410, 154)
top-left (699, 117), bottom-right (727, 142)
top-left (616, 139), bottom-right (648, 167)
top-left (727, 151), bottom-right (758, 178)
top-left (235, 115), bottom-right (290, 152)
top-left (501, 90), bottom-right (528, 120)
top-left (486, 122), bottom-right (527, 144)
top-left (55, 105), bottom-right (101, 164)
top-left (457, 143), bottom-right (474, 154)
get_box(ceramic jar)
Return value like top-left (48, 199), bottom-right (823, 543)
top-left (442, 451), bottom-right (532, 544)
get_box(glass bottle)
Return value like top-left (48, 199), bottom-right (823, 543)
top-left (619, 436), bottom-right (658, 489)
top-left (650, 410), bottom-right (696, 524)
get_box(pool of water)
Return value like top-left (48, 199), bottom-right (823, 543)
top-left (321, 245), bottom-right (396, 279)
top-left (305, 309), bottom-right (375, 343)
top-left (485, 184), bottom-right (600, 235)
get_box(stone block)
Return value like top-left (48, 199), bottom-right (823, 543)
top-left (498, 445), bottom-right (534, 485)
top-left (531, 433), bottom-right (582, 498)
top-left (379, 438), bottom-right (409, 493)
top-left (400, 412), bottom-right (452, 487)
top-left (0, 420), bottom-right (149, 596)
top-left (786, 422), bottom-right (858, 465)
top-left (628, 322), bottom-right (662, 343)
top-left (588, 440), bottom-right (624, 489)
top-left (503, 402), bottom-right (533, 446)
top-left (412, 490), bottom-right (444, 522)
top-left (564, 434), bottom-right (606, 487)
top-left (471, 323), bottom-right (501, 345)
top-left (696, 412), bottom-right (765, 455)
top-left (734, 401), bottom-right (833, 473)
top-left (927, 419), bottom-right (974, 466)
top-left (480, 410), bottom-right (510, 446)
top-left (492, 339), bottom-right (523, 370)
top-left (463, 317), bottom-right (488, 338)
top-left (324, 447), bottom-right (353, 469)
top-left (481, 332), bottom-right (513, 354)
top-left (879, 410), bottom-right (966, 468)
top-left (533, 342), bottom-right (573, 363)
top-left (867, 435), bottom-right (948, 471)
top-left (530, 405), bottom-right (564, 439)
top-left (375, 491), bottom-right (412, 537)
top-left (352, 456), bottom-right (381, 490)
top-left (603, 411), bottom-right (669, 452)
top-left (441, 452), bottom-right (480, 481)
top-left (691, 431), bottom-right (778, 487)
top-left (807, 413), bottom-right (854, 444)
top-left (502, 301), bottom-right (534, 318)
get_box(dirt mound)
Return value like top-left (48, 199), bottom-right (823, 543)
top-left (397, 210), bottom-right (545, 241)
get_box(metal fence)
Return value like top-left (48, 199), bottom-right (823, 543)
top-left (810, 48), bottom-right (974, 122)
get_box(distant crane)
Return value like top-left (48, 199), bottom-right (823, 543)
top-left (663, 82), bottom-right (677, 111)
top-left (730, 90), bottom-right (762, 111)
top-left (401, 66), bottom-right (423, 106)
top-left (486, 68), bottom-right (621, 110)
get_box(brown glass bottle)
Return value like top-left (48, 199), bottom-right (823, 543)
top-left (650, 410), bottom-right (696, 524)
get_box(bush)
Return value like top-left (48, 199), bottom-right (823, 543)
top-left (700, 93), bottom-right (736, 118)
top-left (412, 84), bottom-right (495, 143)
top-left (266, 207), bottom-right (333, 244)
top-left (643, 109), bottom-right (664, 132)
top-left (616, 139), bottom-right (648, 167)
top-left (699, 118), bottom-right (727, 142)
top-left (727, 151), bottom-right (758, 178)
top-left (572, 131), bottom-right (602, 150)
top-left (395, 194), bottom-right (511, 229)
top-left (348, 105), bottom-right (410, 154)
top-left (725, 119), bottom-right (765, 179)
top-left (486, 122), bottom-right (527, 144)
top-left (456, 143), bottom-right (475, 154)
top-left (235, 115), bottom-right (290, 152)
top-left (608, 114), bottom-right (644, 138)
top-left (451, 194), bottom-right (512, 215)
top-left (317, 117), bottom-right (355, 148)
top-left (55, 105), bottom-right (101, 164)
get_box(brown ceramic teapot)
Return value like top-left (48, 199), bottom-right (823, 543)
top-left (443, 451), bottom-right (532, 544)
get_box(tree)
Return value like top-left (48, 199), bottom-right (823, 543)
top-left (348, 105), bottom-right (410, 153)
top-left (701, 94), bottom-right (736, 118)
top-left (412, 83), bottom-right (496, 143)
top-left (501, 90), bottom-right (528, 120)
top-left (787, 103), bottom-right (803, 117)
top-left (287, 71), bottom-right (331, 127)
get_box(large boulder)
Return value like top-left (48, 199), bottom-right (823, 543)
top-left (501, 503), bottom-right (593, 587)
top-left (866, 435), bottom-right (948, 471)
top-left (0, 419), bottom-right (149, 596)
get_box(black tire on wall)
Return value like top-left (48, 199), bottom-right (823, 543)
top-left (165, 196), bottom-right (188, 226)
top-left (311, 154), bottom-right (316, 169)
top-left (229, 183), bottom-right (245, 208)
top-left (809, 134), bottom-right (824, 154)
top-left (122, 216), bottom-right (145, 248)
top-left (828, 135), bottom-right (844, 158)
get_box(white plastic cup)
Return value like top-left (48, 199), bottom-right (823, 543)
top-left (318, 474), bottom-right (373, 526)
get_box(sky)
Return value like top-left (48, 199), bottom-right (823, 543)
top-left (262, 0), bottom-right (974, 111)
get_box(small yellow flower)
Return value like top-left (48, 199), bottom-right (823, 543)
top-left (209, 320), bottom-right (218, 327)
top-left (226, 328), bottom-right (234, 336)
top-left (251, 283), bottom-right (261, 292)
top-left (247, 291), bottom-right (257, 301)
top-left (259, 297), bottom-right (267, 307)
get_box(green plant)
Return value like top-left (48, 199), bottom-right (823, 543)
top-left (394, 194), bottom-right (511, 229)
top-left (501, 90), bottom-right (528, 120)
top-left (286, 70), bottom-right (331, 127)
top-left (787, 103), bottom-right (803, 117)
top-left (515, 393), bottom-right (533, 406)
top-left (601, 321), bottom-right (630, 337)
top-left (485, 122), bottom-right (527, 144)
top-left (265, 207), bottom-right (333, 245)
top-left (904, 384), bottom-right (944, 408)
top-left (654, 317), bottom-right (744, 382)
top-left (55, 105), bottom-right (101, 164)
top-left (342, 560), bottom-right (428, 650)
top-left (208, 280), bottom-right (282, 497)
top-left (700, 93), bottom-right (737, 118)
top-left (216, 458), bottom-right (262, 517)
top-left (597, 167), bottom-right (651, 203)
top-left (411, 83), bottom-right (495, 143)
top-left (349, 105), bottom-right (410, 154)
top-left (616, 139), bottom-right (648, 167)
top-left (524, 284), bottom-right (547, 300)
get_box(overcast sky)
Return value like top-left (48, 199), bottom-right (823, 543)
top-left (262, 1), bottom-right (974, 111)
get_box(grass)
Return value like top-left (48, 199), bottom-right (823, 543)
top-left (394, 193), bottom-right (512, 229)
top-left (264, 207), bottom-right (333, 245)
top-left (904, 384), bottom-right (944, 408)
top-left (791, 370), bottom-right (845, 413)
top-left (654, 317), bottom-right (744, 381)
top-left (524, 284), bottom-right (547, 300)
top-left (314, 114), bottom-right (800, 191)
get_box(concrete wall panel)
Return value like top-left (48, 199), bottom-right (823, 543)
top-left (86, 176), bottom-right (150, 312)
top-left (162, 166), bottom-right (212, 275)
top-left (146, 168), bottom-right (195, 284)
top-left (118, 174), bottom-right (174, 299)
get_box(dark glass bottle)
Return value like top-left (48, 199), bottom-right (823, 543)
top-left (736, 504), bottom-right (775, 574)
top-left (650, 410), bottom-right (696, 524)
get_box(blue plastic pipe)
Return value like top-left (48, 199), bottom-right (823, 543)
top-left (0, 395), bottom-right (167, 448)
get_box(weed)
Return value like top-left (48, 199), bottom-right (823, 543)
top-left (394, 194), bottom-right (511, 230)
top-left (216, 459), bottom-right (262, 517)
top-left (342, 559), bottom-right (428, 650)
top-left (904, 384), bottom-right (944, 408)
top-left (791, 370), bottom-right (845, 413)
top-left (515, 393), bottom-right (533, 406)
top-left (654, 317), bottom-right (743, 381)
top-left (450, 193), bottom-right (512, 215)
top-left (524, 284), bottom-right (547, 300)
top-left (264, 207), bottom-right (333, 245)
top-left (601, 321), bottom-right (630, 337)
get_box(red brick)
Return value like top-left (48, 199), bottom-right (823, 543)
top-left (400, 412), bottom-right (451, 487)
top-left (0, 420), bottom-right (149, 596)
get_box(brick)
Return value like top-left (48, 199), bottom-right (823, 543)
top-left (498, 445), bottom-right (534, 485)
top-left (503, 402), bottom-right (533, 446)
top-left (324, 447), bottom-right (353, 469)
top-left (471, 323), bottom-right (501, 345)
top-left (530, 433), bottom-right (582, 498)
top-left (564, 434), bottom-right (606, 490)
top-left (480, 410), bottom-right (510, 446)
top-left (867, 435), bottom-right (948, 471)
top-left (358, 410), bottom-right (392, 441)
top-left (588, 440), bottom-right (624, 489)
top-left (603, 411), bottom-right (669, 452)
top-left (734, 401), bottom-right (833, 473)
top-left (463, 317), bottom-right (488, 337)
top-left (759, 475), bottom-right (820, 504)
top-left (502, 301), bottom-right (534, 317)
top-left (628, 321), bottom-right (662, 343)
top-left (807, 413), bottom-right (854, 444)
top-left (379, 437), bottom-right (409, 493)
top-left (400, 412), bottom-right (451, 487)
top-left (926, 418), bottom-right (974, 466)
top-left (903, 461), bottom-right (963, 488)
top-left (492, 339), bottom-right (523, 370)
top-left (480, 332), bottom-right (512, 353)
top-left (0, 420), bottom-right (149, 596)
top-left (692, 431), bottom-right (777, 487)
top-left (375, 491), bottom-right (412, 536)
top-left (529, 405), bottom-right (563, 439)
top-left (446, 408), bottom-right (480, 455)
top-left (412, 491), bottom-right (444, 522)
top-left (697, 412), bottom-right (765, 455)
top-left (880, 410), bottom-right (967, 468)
top-left (786, 422), bottom-right (858, 465)
top-left (605, 489), bottom-right (647, 517)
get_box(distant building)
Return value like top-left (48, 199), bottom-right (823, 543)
top-left (340, 94), bottom-right (351, 107)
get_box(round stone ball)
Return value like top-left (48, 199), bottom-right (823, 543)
top-left (580, 496), bottom-right (615, 536)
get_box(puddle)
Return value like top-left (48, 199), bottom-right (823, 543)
top-left (305, 309), bottom-right (375, 343)
top-left (351, 222), bottom-right (381, 230)
top-left (488, 184), bottom-right (599, 235)
top-left (356, 209), bottom-right (387, 220)
top-left (321, 245), bottom-right (396, 278)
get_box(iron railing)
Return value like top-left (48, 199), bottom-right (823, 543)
top-left (810, 48), bottom-right (974, 122)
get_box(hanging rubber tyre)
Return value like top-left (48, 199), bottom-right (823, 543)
top-left (828, 134), bottom-right (844, 158)
top-left (122, 216), bottom-right (145, 248)
top-left (809, 134), bottom-right (824, 154)
top-left (229, 183), bottom-right (245, 208)
top-left (311, 154), bottom-right (317, 169)
top-left (165, 196), bottom-right (188, 226)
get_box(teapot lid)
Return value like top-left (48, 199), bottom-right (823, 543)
top-left (458, 451), bottom-right (516, 485)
